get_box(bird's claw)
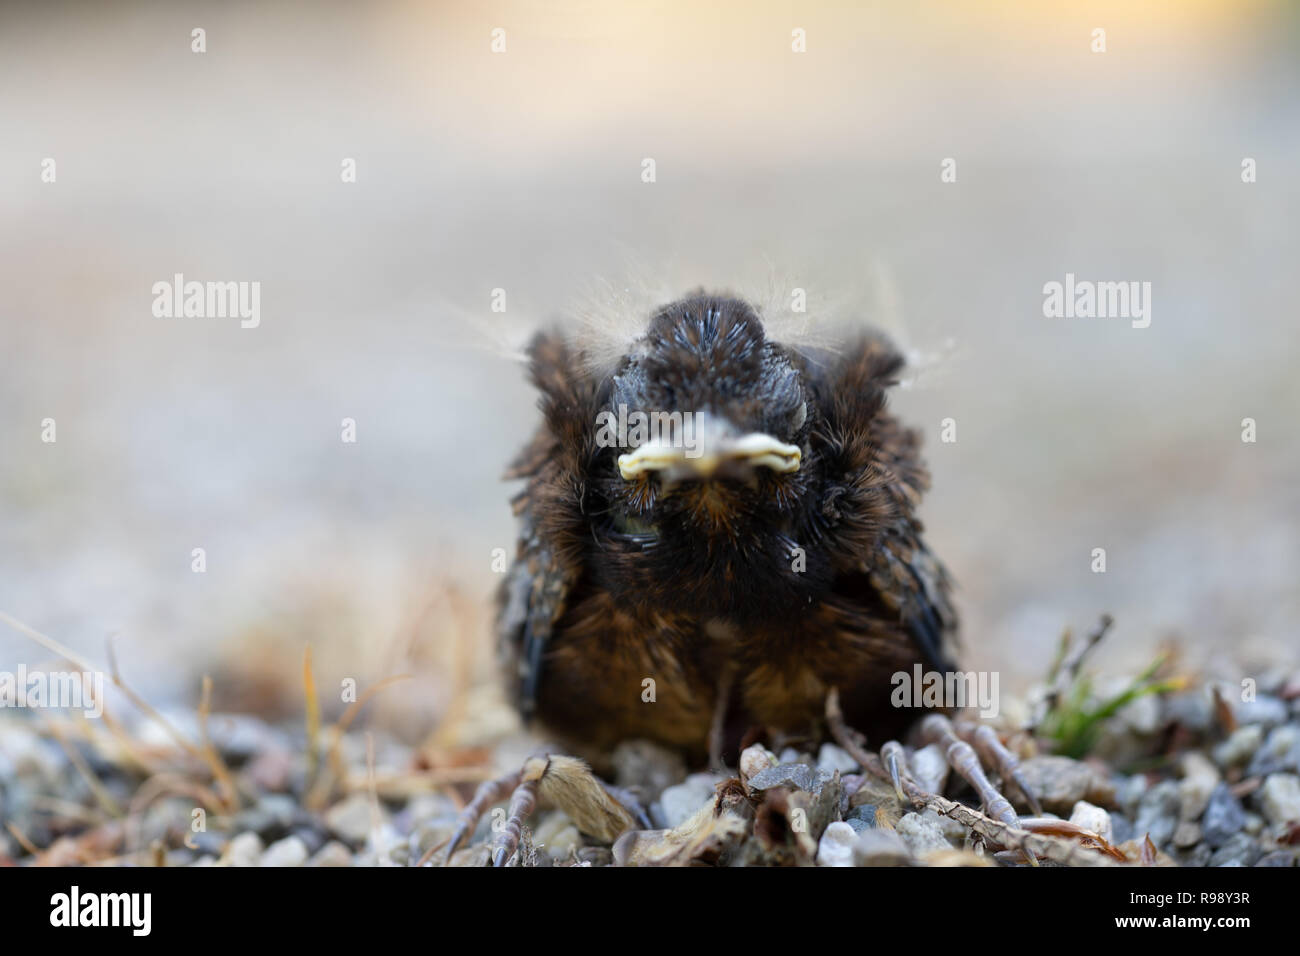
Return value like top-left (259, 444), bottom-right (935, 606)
top-left (437, 753), bottom-right (642, 867)
top-left (919, 714), bottom-right (1018, 826)
top-left (826, 690), bottom-right (1042, 864)
top-left (916, 714), bottom-right (1039, 864)
top-left (959, 720), bottom-right (1044, 818)
top-left (441, 768), bottom-right (521, 865)
top-left (880, 740), bottom-right (907, 802)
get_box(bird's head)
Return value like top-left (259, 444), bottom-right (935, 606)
top-left (585, 294), bottom-right (824, 619)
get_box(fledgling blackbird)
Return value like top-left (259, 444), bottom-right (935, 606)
top-left (496, 292), bottom-right (958, 769)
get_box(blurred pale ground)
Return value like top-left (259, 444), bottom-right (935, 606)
top-left (1, 1), bottom-right (1297, 740)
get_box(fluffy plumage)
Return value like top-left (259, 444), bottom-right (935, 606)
top-left (498, 292), bottom-right (957, 766)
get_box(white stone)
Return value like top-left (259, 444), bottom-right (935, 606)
top-left (896, 811), bottom-right (952, 855)
top-left (1214, 725), bottom-right (1263, 768)
top-left (224, 831), bottom-right (263, 867)
top-left (739, 744), bottom-right (777, 781)
top-left (1069, 800), bottom-right (1114, 843)
top-left (816, 743), bottom-right (859, 775)
top-left (260, 835), bottom-right (309, 867)
top-left (1177, 752), bottom-right (1220, 820)
top-left (910, 743), bottom-right (949, 795)
top-left (1258, 774), bottom-right (1300, 826)
top-left (308, 841), bottom-right (354, 867)
top-left (326, 792), bottom-right (383, 843)
top-left (816, 821), bottom-right (857, 867)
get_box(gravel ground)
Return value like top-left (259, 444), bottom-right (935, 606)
top-left (2, 666), bottom-right (1297, 867)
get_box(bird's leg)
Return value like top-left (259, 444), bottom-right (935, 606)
top-left (440, 753), bottom-right (641, 866)
top-left (825, 690), bottom-right (1039, 863)
top-left (918, 714), bottom-right (1041, 864)
top-left (491, 757), bottom-right (546, 866)
top-left (442, 767), bottom-right (523, 864)
top-left (918, 714), bottom-right (1020, 827)
top-left (707, 665), bottom-right (736, 773)
top-left (952, 718), bottom-right (1043, 817)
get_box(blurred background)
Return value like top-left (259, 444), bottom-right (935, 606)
top-left (1, 0), bottom-right (1297, 741)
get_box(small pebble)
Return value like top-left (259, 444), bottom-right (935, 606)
top-left (655, 773), bottom-right (720, 828)
top-left (186, 829), bottom-right (228, 857)
top-left (325, 793), bottom-right (383, 844)
top-left (367, 823), bottom-right (406, 860)
top-left (920, 807), bottom-right (967, 844)
top-left (852, 828), bottom-right (912, 866)
top-left (402, 793), bottom-right (460, 826)
top-left (1134, 780), bottom-right (1179, 848)
top-left (1177, 752), bottom-right (1220, 821)
top-left (1180, 844), bottom-right (1212, 867)
top-left (290, 825), bottom-right (327, 855)
top-left (1200, 784), bottom-right (1245, 847)
top-left (739, 744), bottom-right (777, 783)
top-left (0, 724), bottom-right (65, 781)
top-left (1172, 821), bottom-right (1201, 849)
top-left (1209, 832), bottom-right (1260, 867)
top-left (816, 821), bottom-right (857, 867)
top-left (1254, 850), bottom-right (1297, 867)
top-left (844, 804), bottom-right (877, 833)
top-left (261, 835), bottom-right (309, 867)
top-left (262, 793), bottom-right (301, 829)
top-left (816, 743), bottom-right (859, 776)
top-left (224, 832), bottom-right (263, 867)
top-left (1233, 694), bottom-right (1289, 729)
top-left (1110, 812), bottom-right (1135, 845)
top-left (1257, 773), bottom-right (1300, 826)
top-left (1017, 755), bottom-right (1114, 813)
top-left (576, 847), bottom-right (613, 866)
top-left (308, 841), bottom-right (354, 867)
top-left (533, 812), bottom-right (581, 862)
top-left (1213, 724), bottom-right (1263, 769)
top-left (895, 811), bottom-right (952, 855)
top-left (208, 714), bottom-right (289, 759)
top-left (1116, 775), bottom-right (1149, 817)
top-left (910, 744), bottom-right (949, 796)
top-left (1069, 800), bottom-right (1114, 843)
top-left (1248, 724), bottom-right (1300, 776)
top-left (1163, 689), bottom-right (1213, 733)
top-left (745, 763), bottom-right (832, 795)
top-left (244, 747), bottom-right (293, 792)
top-left (232, 806), bottom-right (277, 837)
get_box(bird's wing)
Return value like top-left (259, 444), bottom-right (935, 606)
top-left (497, 504), bottom-right (575, 723)
top-left (800, 333), bottom-right (961, 673)
top-left (862, 523), bottom-right (959, 674)
top-left (497, 329), bottom-right (598, 722)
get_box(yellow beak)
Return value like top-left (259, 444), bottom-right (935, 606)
top-left (618, 432), bottom-right (801, 481)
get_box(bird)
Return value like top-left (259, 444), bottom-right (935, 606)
top-left (496, 291), bottom-right (957, 768)
top-left (446, 291), bottom-right (1034, 865)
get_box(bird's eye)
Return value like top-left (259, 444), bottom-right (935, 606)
top-left (790, 401), bottom-right (807, 431)
top-left (611, 512), bottom-right (659, 538)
